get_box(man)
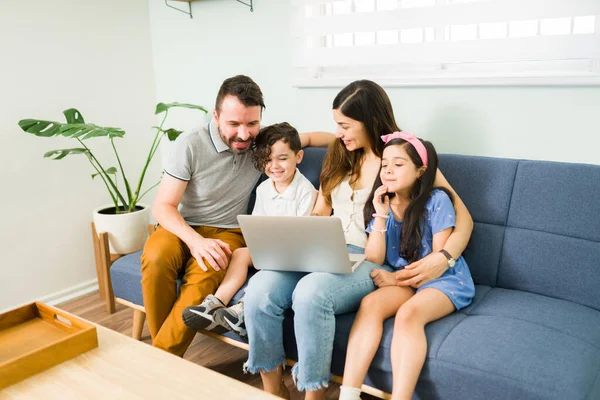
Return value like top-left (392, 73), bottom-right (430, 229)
top-left (141, 75), bottom-right (332, 356)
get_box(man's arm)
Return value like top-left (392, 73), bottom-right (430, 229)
top-left (300, 131), bottom-right (335, 148)
top-left (153, 175), bottom-right (197, 245)
top-left (153, 175), bottom-right (231, 271)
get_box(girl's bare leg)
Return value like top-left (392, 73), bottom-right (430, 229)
top-left (390, 288), bottom-right (455, 400)
top-left (342, 286), bottom-right (414, 388)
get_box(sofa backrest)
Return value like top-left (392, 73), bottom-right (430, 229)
top-left (439, 154), bottom-right (600, 311)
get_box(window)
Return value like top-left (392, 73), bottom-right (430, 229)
top-left (291, 0), bottom-right (600, 86)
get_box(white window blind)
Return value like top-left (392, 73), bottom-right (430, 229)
top-left (291, 0), bottom-right (600, 86)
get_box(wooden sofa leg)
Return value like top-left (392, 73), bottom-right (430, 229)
top-left (97, 231), bottom-right (116, 314)
top-left (132, 309), bottom-right (146, 340)
top-left (91, 223), bottom-right (106, 301)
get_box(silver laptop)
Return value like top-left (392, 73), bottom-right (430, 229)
top-left (237, 215), bottom-right (367, 274)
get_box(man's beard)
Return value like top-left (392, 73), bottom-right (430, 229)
top-left (217, 124), bottom-right (253, 154)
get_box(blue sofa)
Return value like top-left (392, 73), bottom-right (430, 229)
top-left (110, 147), bottom-right (600, 399)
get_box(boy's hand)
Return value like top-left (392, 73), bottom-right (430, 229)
top-left (370, 269), bottom-right (397, 288)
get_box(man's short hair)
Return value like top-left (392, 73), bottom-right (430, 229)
top-left (252, 122), bottom-right (301, 172)
top-left (215, 75), bottom-right (265, 114)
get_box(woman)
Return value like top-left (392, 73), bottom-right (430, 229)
top-left (244, 80), bottom-right (473, 400)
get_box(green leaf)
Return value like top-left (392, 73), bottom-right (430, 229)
top-left (59, 123), bottom-right (125, 139)
top-left (19, 119), bottom-right (62, 137)
top-left (164, 128), bottom-right (183, 141)
top-left (63, 108), bottom-right (85, 124)
top-left (92, 167), bottom-right (117, 180)
top-left (155, 102), bottom-right (208, 115)
top-left (43, 148), bottom-right (88, 160)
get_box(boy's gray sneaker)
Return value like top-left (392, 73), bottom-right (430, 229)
top-left (213, 300), bottom-right (246, 337)
top-left (182, 294), bottom-right (227, 333)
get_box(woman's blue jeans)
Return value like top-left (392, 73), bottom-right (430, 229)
top-left (244, 244), bottom-right (393, 391)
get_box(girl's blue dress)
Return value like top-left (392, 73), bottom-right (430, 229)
top-left (367, 189), bottom-right (475, 310)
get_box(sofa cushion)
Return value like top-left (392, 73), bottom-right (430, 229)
top-left (111, 251), bottom-right (182, 305)
top-left (498, 228), bottom-right (600, 312)
top-left (508, 160), bottom-right (600, 242)
top-left (438, 155), bottom-right (518, 288)
top-left (499, 160), bottom-right (600, 311)
top-left (438, 155), bottom-right (518, 227)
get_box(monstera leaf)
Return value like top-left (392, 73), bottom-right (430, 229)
top-left (59, 124), bottom-right (125, 140)
top-left (155, 102), bottom-right (208, 115)
top-left (164, 128), bottom-right (183, 141)
top-left (43, 148), bottom-right (88, 160)
top-left (63, 108), bottom-right (85, 124)
top-left (92, 167), bottom-right (117, 180)
top-left (19, 119), bottom-right (63, 137)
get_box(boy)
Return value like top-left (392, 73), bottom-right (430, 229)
top-left (182, 122), bottom-right (318, 336)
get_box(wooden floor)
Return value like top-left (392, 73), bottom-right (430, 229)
top-left (58, 291), bottom-right (379, 400)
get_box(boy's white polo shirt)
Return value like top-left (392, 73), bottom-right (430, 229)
top-left (252, 169), bottom-right (318, 217)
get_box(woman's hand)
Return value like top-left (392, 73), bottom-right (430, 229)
top-left (373, 185), bottom-right (390, 216)
top-left (395, 251), bottom-right (448, 288)
top-left (371, 269), bottom-right (397, 288)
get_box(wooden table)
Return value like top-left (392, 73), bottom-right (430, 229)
top-left (1, 324), bottom-right (280, 399)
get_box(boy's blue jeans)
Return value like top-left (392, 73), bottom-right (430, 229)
top-left (244, 244), bottom-right (394, 391)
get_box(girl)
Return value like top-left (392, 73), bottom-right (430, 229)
top-left (244, 81), bottom-right (474, 400)
top-left (339, 132), bottom-right (476, 400)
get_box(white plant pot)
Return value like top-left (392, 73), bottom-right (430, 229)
top-left (93, 203), bottom-right (151, 254)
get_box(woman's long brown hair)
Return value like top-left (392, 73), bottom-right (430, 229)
top-left (321, 80), bottom-right (400, 204)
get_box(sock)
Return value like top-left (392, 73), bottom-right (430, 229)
top-left (339, 385), bottom-right (362, 400)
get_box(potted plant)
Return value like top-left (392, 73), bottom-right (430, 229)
top-left (19, 102), bottom-right (206, 254)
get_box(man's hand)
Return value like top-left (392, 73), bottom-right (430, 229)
top-left (395, 251), bottom-right (447, 288)
top-left (189, 237), bottom-right (232, 271)
top-left (371, 269), bottom-right (397, 288)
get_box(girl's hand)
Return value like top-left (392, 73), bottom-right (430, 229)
top-left (373, 185), bottom-right (390, 216)
top-left (371, 269), bottom-right (397, 288)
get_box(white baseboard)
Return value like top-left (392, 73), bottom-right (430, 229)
top-left (0, 279), bottom-right (100, 314)
top-left (40, 278), bottom-right (99, 307)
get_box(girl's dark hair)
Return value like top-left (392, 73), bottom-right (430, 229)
top-left (363, 138), bottom-right (453, 264)
top-left (252, 122), bottom-right (301, 172)
top-left (215, 75), bottom-right (265, 113)
top-left (320, 80), bottom-right (400, 205)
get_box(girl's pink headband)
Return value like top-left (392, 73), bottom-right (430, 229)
top-left (381, 131), bottom-right (428, 167)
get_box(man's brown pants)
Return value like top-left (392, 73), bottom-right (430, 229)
top-left (141, 225), bottom-right (245, 356)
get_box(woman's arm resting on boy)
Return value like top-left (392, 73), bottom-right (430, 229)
top-left (396, 170), bottom-right (473, 287)
top-left (300, 131), bottom-right (335, 148)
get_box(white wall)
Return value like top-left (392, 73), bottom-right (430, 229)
top-left (0, 0), bottom-right (159, 310)
top-left (148, 0), bottom-right (600, 166)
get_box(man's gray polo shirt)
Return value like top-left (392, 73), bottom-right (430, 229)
top-left (164, 120), bottom-right (261, 228)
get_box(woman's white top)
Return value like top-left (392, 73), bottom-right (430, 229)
top-left (331, 177), bottom-right (371, 248)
